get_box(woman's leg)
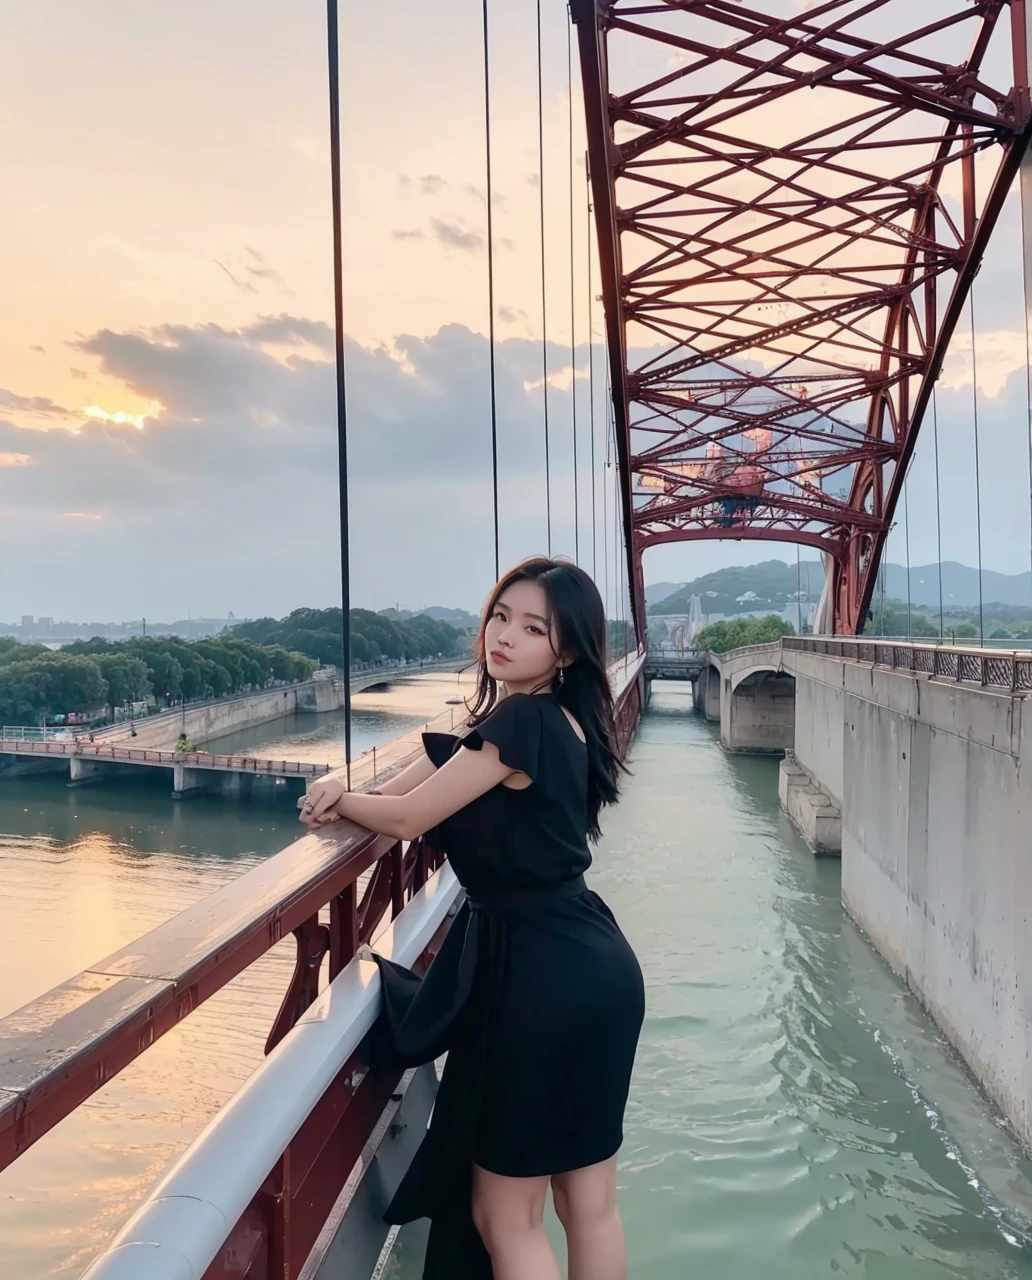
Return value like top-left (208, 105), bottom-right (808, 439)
top-left (551, 1155), bottom-right (626, 1280)
top-left (471, 1164), bottom-right (560, 1280)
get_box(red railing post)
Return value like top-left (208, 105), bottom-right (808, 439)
top-left (265, 915), bottom-right (332, 1055)
top-left (329, 882), bottom-right (359, 981)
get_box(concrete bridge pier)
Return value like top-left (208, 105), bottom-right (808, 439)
top-left (720, 669), bottom-right (796, 754)
top-left (68, 756), bottom-right (105, 787)
top-left (172, 763), bottom-right (212, 800)
top-left (692, 665), bottom-right (721, 721)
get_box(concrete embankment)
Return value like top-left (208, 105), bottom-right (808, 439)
top-left (108, 676), bottom-right (343, 750)
top-left (784, 646), bottom-right (1032, 1153)
top-left (106, 662), bottom-right (465, 750)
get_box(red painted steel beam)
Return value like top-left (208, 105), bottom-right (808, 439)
top-left (574, 0), bottom-right (1032, 633)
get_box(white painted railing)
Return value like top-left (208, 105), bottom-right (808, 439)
top-left (81, 865), bottom-right (462, 1280)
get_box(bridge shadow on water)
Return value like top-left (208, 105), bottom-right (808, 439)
top-left (392, 684), bottom-right (1032, 1279)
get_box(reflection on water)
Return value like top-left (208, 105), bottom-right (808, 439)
top-left (3, 679), bottom-right (1032, 1277)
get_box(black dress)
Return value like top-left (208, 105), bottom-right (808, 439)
top-left (362, 692), bottom-right (645, 1278)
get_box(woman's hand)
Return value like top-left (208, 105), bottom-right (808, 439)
top-left (299, 780), bottom-right (384, 827)
top-left (298, 776), bottom-right (346, 826)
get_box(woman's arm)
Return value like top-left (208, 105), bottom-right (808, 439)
top-left (299, 746), bottom-right (442, 826)
top-left (365, 752), bottom-right (438, 796)
top-left (302, 740), bottom-right (519, 841)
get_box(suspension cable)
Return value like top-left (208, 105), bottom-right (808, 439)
top-left (879, 542), bottom-right (887, 637)
top-left (932, 387), bottom-right (944, 636)
top-left (603, 352), bottom-right (612, 623)
top-left (1024, 188), bottom-right (1032, 622)
top-left (969, 293), bottom-right (985, 643)
top-left (536, 0), bottom-right (552, 554)
top-left (586, 151), bottom-right (597, 581)
top-left (567, 11), bottom-right (579, 564)
top-left (904, 464), bottom-right (912, 639)
top-left (796, 543), bottom-right (802, 636)
top-left (326, 0), bottom-right (351, 788)
top-left (481, 0), bottom-right (499, 581)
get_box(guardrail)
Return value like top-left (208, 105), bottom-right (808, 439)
top-left (4, 655), bottom-right (646, 1280)
top-left (81, 867), bottom-right (462, 1280)
top-left (783, 636), bottom-right (1032, 692)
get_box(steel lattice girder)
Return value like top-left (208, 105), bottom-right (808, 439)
top-left (573, 0), bottom-right (1032, 635)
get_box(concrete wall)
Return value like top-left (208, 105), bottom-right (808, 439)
top-left (113, 662), bottom-right (462, 750)
top-left (781, 646), bottom-right (1032, 1150)
top-left (120, 677), bottom-right (344, 749)
top-left (790, 659), bottom-right (845, 807)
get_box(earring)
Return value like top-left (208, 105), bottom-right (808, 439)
top-left (558, 667), bottom-right (565, 686)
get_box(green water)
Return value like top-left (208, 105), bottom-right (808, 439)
top-left (1, 682), bottom-right (1031, 1276)
top-left (388, 686), bottom-right (1032, 1278)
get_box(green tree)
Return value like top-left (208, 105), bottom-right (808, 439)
top-left (695, 615), bottom-right (795, 654)
top-left (96, 655), bottom-right (151, 709)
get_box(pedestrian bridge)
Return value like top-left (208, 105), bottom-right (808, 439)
top-left (0, 736), bottom-right (331, 800)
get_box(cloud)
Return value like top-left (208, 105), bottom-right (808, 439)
top-left (30, 345), bottom-right (45, 354)
top-left (498, 306), bottom-right (528, 324)
top-left (240, 314), bottom-right (334, 353)
top-left (392, 228), bottom-right (426, 240)
top-left (430, 218), bottom-right (483, 252)
top-left (0, 451), bottom-right (34, 467)
top-left (70, 368), bottom-right (89, 380)
top-left (0, 388), bottom-right (69, 416)
top-left (215, 261), bottom-right (257, 294)
top-left (420, 174), bottom-right (448, 195)
top-left (0, 316), bottom-right (604, 618)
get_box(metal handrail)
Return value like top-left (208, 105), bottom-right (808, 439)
top-left (783, 635), bottom-right (1032, 692)
top-left (80, 866), bottom-right (462, 1280)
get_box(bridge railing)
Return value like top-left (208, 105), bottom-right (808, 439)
top-left (3, 654), bottom-right (646, 1280)
top-left (0, 813), bottom-right (447, 1235)
top-left (0, 736), bottom-right (334, 776)
top-left (784, 636), bottom-right (1032, 692)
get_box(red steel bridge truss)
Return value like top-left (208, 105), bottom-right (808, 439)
top-left (573, 0), bottom-right (1032, 634)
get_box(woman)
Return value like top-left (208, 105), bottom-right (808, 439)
top-left (300, 556), bottom-right (645, 1280)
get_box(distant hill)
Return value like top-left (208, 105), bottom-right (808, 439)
top-left (378, 605), bottom-right (480, 630)
top-left (647, 558), bottom-right (1032, 617)
top-left (649, 559), bottom-right (823, 616)
top-left (645, 581), bottom-right (686, 606)
top-left (882, 561), bottom-right (1032, 609)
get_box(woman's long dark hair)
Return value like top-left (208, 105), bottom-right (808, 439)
top-left (466, 556), bottom-right (624, 839)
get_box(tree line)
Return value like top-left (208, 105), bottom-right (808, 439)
top-left (693, 615), bottom-right (796, 654)
top-left (0, 635), bottom-right (316, 725)
top-left (229, 608), bottom-right (468, 666)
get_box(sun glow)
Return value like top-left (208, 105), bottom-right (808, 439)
top-left (83, 402), bottom-right (162, 431)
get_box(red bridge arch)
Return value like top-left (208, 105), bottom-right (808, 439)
top-left (573, 0), bottom-right (1032, 635)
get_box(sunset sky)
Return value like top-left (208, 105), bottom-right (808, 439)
top-left (3, 0), bottom-right (1032, 623)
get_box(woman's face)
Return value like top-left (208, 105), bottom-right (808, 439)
top-left (484, 578), bottom-right (563, 690)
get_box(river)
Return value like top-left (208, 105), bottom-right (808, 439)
top-left (1, 679), bottom-right (1031, 1277)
